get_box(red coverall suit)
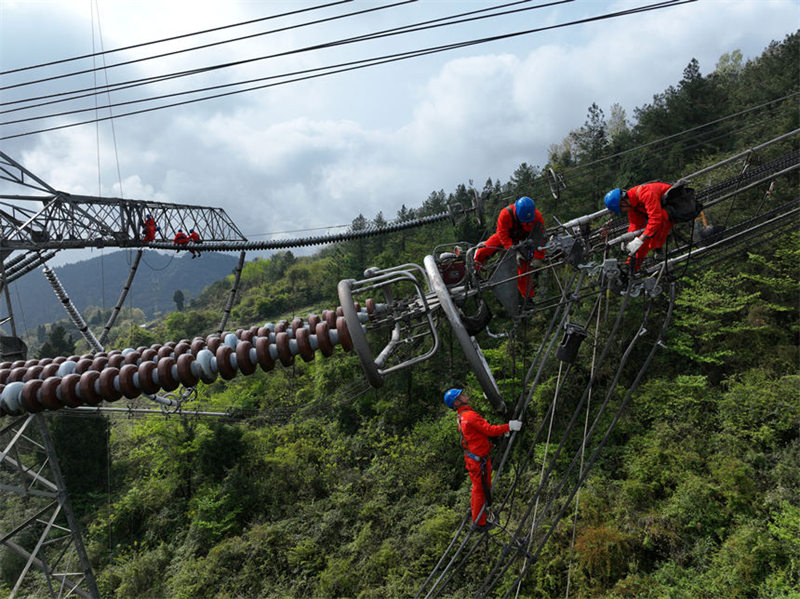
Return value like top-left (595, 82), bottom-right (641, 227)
top-left (474, 204), bottom-right (546, 297)
top-left (188, 230), bottom-right (200, 257)
top-left (456, 405), bottom-right (510, 525)
top-left (142, 217), bottom-right (157, 242)
top-left (174, 231), bottom-right (189, 247)
top-left (625, 182), bottom-right (674, 270)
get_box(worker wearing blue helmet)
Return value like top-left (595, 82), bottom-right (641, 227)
top-left (604, 182), bottom-right (674, 270)
top-left (474, 197), bottom-right (546, 298)
top-left (444, 388), bottom-right (522, 530)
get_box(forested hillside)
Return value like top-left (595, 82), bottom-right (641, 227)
top-left (10, 250), bottom-right (238, 337)
top-left (3, 32), bottom-right (797, 598)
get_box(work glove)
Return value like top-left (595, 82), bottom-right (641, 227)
top-left (515, 251), bottom-right (527, 267)
top-left (508, 419), bottom-right (522, 431)
top-left (626, 235), bottom-right (644, 256)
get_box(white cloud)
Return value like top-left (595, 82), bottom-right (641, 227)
top-left (1, 0), bottom-right (797, 260)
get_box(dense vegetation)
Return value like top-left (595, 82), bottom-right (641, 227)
top-left (3, 32), bottom-right (798, 598)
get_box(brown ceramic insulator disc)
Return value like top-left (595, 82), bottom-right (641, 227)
top-left (0, 369), bottom-right (10, 385)
top-left (0, 362), bottom-right (11, 370)
top-left (90, 356), bottom-right (109, 371)
top-left (255, 336), bottom-right (275, 372)
top-left (248, 325), bottom-right (260, 337)
top-left (322, 310), bottom-right (337, 329)
top-left (235, 328), bottom-right (245, 338)
top-left (157, 345), bottom-right (174, 360)
top-left (53, 356), bottom-right (67, 365)
top-left (205, 336), bottom-right (221, 354)
top-left (366, 298), bottom-right (376, 315)
top-left (118, 364), bottom-right (140, 399)
top-left (191, 338), bottom-right (206, 356)
top-left (295, 328), bottom-right (314, 362)
top-left (122, 351), bottom-right (141, 366)
top-left (137, 361), bottom-right (160, 395)
top-left (336, 317), bottom-right (353, 352)
top-left (79, 370), bottom-right (102, 406)
top-left (24, 359), bottom-right (39, 368)
top-left (274, 332), bottom-right (294, 367)
top-left (39, 358), bottom-right (54, 366)
top-left (315, 322), bottom-right (334, 357)
top-left (74, 358), bottom-right (93, 375)
top-left (59, 374), bottom-right (82, 407)
top-left (257, 326), bottom-right (272, 338)
top-left (22, 365), bottom-right (44, 382)
top-left (174, 342), bottom-right (191, 357)
top-left (140, 348), bottom-right (158, 362)
top-left (235, 340), bottom-right (256, 375)
top-left (215, 345), bottom-right (236, 380)
top-left (238, 329), bottom-right (254, 343)
top-left (108, 354), bottom-right (125, 369)
top-left (307, 313), bottom-right (321, 329)
top-left (291, 318), bottom-right (303, 335)
top-left (98, 368), bottom-right (122, 402)
top-left (7, 367), bottom-right (26, 383)
top-left (41, 363), bottom-right (60, 379)
top-left (40, 377), bottom-right (62, 409)
top-left (156, 357), bottom-right (180, 392)
top-left (66, 356), bottom-right (80, 363)
top-left (176, 354), bottom-right (199, 387)
top-left (135, 346), bottom-right (148, 353)
top-left (335, 306), bottom-right (344, 317)
top-left (21, 379), bottom-right (45, 412)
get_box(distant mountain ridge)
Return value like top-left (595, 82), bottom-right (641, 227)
top-left (7, 250), bottom-right (238, 331)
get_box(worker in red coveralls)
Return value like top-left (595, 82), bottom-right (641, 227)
top-left (188, 228), bottom-right (201, 258)
top-left (474, 196), bottom-right (546, 299)
top-left (443, 388), bottom-right (522, 531)
top-left (604, 182), bottom-right (674, 270)
top-left (173, 229), bottom-right (189, 251)
top-left (141, 213), bottom-right (158, 242)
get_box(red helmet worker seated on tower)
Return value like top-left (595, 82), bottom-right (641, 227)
top-left (444, 388), bottom-right (522, 531)
top-left (474, 196), bottom-right (546, 299)
top-left (604, 182), bottom-right (674, 270)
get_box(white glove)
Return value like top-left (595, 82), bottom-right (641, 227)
top-left (515, 251), bottom-right (526, 266)
top-left (626, 235), bottom-right (644, 256)
top-left (508, 419), bottom-right (522, 431)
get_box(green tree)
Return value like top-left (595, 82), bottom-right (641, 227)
top-left (173, 289), bottom-right (185, 312)
top-left (37, 324), bottom-right (75, 358)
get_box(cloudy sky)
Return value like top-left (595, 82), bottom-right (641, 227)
top-left (0, 0), bottom-right (797, 266)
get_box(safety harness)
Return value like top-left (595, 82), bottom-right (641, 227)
top-left (505, 206), bottom-right (546, 250)
top-left (457, 408), bottom-right (493, 506)
top-left (505, 206), bottom-right (529, 244)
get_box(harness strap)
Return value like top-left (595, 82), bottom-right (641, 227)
top-left (457, 410), bottom-right (488, 462)
top-left (505, 206), bottom-right (528, 244)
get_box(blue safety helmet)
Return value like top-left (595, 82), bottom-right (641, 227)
top-left (604, 188), bottom-right (623, 214)
top-left (514, 197), bottom-right (536, 223)
top-left (443, 388), bottom-right (463, 409)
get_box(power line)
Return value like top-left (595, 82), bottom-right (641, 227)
top-left (0, 0), bottom-right (417, 94)
top-left (0, 0), bottom-right (355, 77)
top-left (0, 0), bottom-right (553, 111)
top-left (0, 0), bottom-right (695, 140)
